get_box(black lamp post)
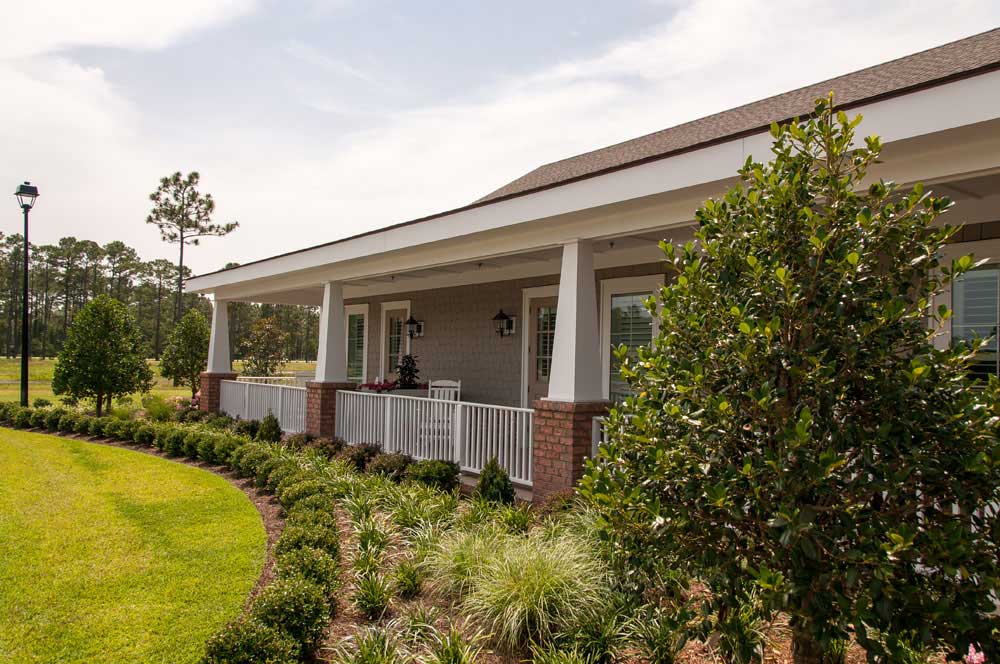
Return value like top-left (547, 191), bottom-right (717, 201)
top-left (14, 182), bottom-right (38, 407)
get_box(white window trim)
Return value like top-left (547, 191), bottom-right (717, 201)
top-left (379, 300), bottom-right (411, 380)
top-left (345, 303), bottom-right (368, 383)
top-left (600, 275), bottom-right (664, 400)
top-left (520, 285), bottom-right (559, 407)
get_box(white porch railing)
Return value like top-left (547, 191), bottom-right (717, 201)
top-left (335, 390), bottom-right (534, 486)
top-left (220, 380), bottom-right (307, 432)
top-left (237, 375), bottom-right (305, 387)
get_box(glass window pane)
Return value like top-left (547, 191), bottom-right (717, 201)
top-left (347, 313), bottom-right (365, 382)
top-left (536, 306), bottom-right (556, 382)
top-left (609, 292), bottom-right (653, 402)
top-left (953, 268), bottom-right (999, 379)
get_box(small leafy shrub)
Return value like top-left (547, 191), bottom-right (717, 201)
top-left (32, 397), bottom-right (51, 408)
top-left (393, 559), bottom-right (422, 600)
top-left (276, 546), bottom-right (341, 595)
top-left (331, 626), bottom-right (402, 664)
top-left (234, 418), bottom-right (261, 439)
top-left (405, 459), bottom-right (459, 492)
top-left (473, 457), bottom-right (514, 504)
top-left (283, 432), bottom-right (315, 449)
top-left (354, 572), bottom-right (393, 620)
top-left (203, 412), bottom-right (236, 430)
top-left (44, 407), bottom-right (67, 431)
top-left (275, 523), bottom-right (341, 558)
top-left (87, 416), bottom-right (110, 437)
top-left (118, 419), bottom-right (140, 441)
top-left (29, 408), bottom-right (49, 429)
top-left (58, 412), bottom-right (80, 433)
top-left (141, 394), bottom-right (174, 422)
top-left (196, 433), bottom-right (221, 463)
top-left (367, 453), bottom-right (412, 482)
top-left (73, 414), bottom-right (94, 434)
top-left (202, 617), bottom-right (298, 664)
top-left (183, 430), bottom-right (207, 458)
top-left (0, 402), bottom-right (16, 423)
top-left (102, 418), bottom-right (125, 440)
top-left (250, 576), bottom-right (330, 649)
top-left (309, 436), bottom-right (344, 459)
top-left (460, 533), bottom-right (608, 651)
top-left (341, 443), bottom-right (380, 472)
top-left (162, 427), bottom-right (188, 457)
top-left (13, 407), bottom-right (34, 429)
top-left (286, 492), bottom-right (335, 519)
top-left (278, 479), bottom-right (328, 510)
top-left (257, 411), bottom-right (282, 443)
top-left (133, 424), bottom-right (156, 446)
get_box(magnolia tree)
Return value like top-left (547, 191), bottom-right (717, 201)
top-left (52, 295), bottom-right (154, 416)
top-left (240, 316), bottom-right (289, 377)
top-left (581, 98), bottom-right (1000, 663)
top-left (160, 309), bottom-right (211, 398)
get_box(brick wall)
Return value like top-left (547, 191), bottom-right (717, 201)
top-left (305, 381), bottom-right (355, 438)
top-left (199, 372), bottom-right (236, 412)
top-left (347, 263), bottom-right (664, 407)
top-left (531, 399), bottom-right (609, 501)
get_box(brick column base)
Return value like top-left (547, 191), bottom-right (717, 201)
top-left (306, 381), bottom-right (356, 439)
top-left (199, 372), bottom-right (237, 412)
top-left (531, 399), bottom-right (609, 502)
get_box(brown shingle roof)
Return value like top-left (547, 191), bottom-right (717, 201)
top-left (477, 28), bottom-right (1000, 204)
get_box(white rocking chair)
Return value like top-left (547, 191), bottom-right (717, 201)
top-left (428, 379), bottom-right (461, 402)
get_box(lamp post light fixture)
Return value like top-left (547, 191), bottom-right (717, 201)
top-left (14, 182), bottom-right (38, 407)
top-left (404, 315), bottom-right (424, 339)
top-left (492, 309), bottom-right (516, 337)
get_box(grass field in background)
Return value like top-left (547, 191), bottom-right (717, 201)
top-left (0, 430), bottom-right (265, 663)
top-left (0, 358), bottom-right (317, 404)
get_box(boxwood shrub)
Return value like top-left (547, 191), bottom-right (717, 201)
top-left (133, 424), bottom-right (157, 447)
top-left (275, 546), bottom-right (341, 596)
top-left (249, 576), bottom-right (330, 650)
top-left (73, 414), bottom-right (94, 435)
top-left (274, 523), bottom-right (340, 559)
top-left (87, 417), bottom-right (110, 437)
top-left (58, 412), bottom-right (80, 433)
top-left (367, 452), bottom-right (413, 482)
top-left (277, 479), bottom-right (328, 510)
top-left (340, 443), bottom-right (380, 472)
top-left (202, 618), bottom-right (298, 664)
top-left (29, 408), bottom-right (49, 429)
top-left (44, 408), bottom-right (67, 431)
top-left (162, 428), bottom-right (188, 456)
top-left (405, 459), bottom-right (460, 492)
top-left (182, 430), bottom-right (206, 458)
top-left (13, 407), bottom-right (34, 429)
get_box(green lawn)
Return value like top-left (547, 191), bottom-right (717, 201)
top-left (0, 429), bottom-right (266, 663)
top-left (0, 357), bottom-right (317, 404)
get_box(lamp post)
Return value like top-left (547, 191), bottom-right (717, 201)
top-left (14, 182), bottom-right (38, 407)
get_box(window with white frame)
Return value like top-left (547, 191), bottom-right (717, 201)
top-left (952, 267), bottom-right (1000, 379)
top-left (601, 275), bottom-right (662, 402)
top-left (345, 304), bottom-right (367, 383)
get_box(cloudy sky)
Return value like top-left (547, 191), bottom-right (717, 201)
top-left (2, 1), bottom-right (998, 274)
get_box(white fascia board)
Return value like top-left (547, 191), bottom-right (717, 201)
top-left (188, 69), bottom-right (1000, 296)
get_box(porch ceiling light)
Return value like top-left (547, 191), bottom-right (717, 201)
top-left (405, 315), bottom-right (424, 338)
top-left (14, 182), bottom-right (39, 210)
top-left (492, 309), bottom-right (516, 337)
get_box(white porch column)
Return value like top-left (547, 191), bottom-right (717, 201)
top-left (207, 299), bottom-right (231, 373)
top-left (315, 281), bottom-right (348, 382)
top-left (546, 239), bottom-right (604, 402)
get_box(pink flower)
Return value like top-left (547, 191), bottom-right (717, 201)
top-left (965, 644), bottom-right (986, 664)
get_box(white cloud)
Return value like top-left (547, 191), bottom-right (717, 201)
top-left (0, 0), bottom-right (257, 58)
top-left (2, 0), bottom-right (999, 276)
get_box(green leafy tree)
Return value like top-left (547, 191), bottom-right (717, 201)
top-left (145, 171), bottom-right (238, 322)
top-left (581, 97), bottom-right (1000, 663)
top-left (52, 295), bottom-right (153, 416)
top-left (396, 354), bottom-right (420, 388)
top-left (240, 316), bottom-right (288, 377)
top-left (160, 309), bottom-right (211, 398)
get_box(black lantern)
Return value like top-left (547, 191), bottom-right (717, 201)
top-left (14, 182), bottom-right (38, 210)
top-left (405, 315), bottom-right (423, 338)
top-left (492, 309), bottom-right (515, 337)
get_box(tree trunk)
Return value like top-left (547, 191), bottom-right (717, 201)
top-left (792, 624), bottom-right (825, 664)
top-left (154, 279), bottom-right (162, 358)
top-left (95, 390), bottom-right (103, 417)
top-left (176, 236), bottom-right (184, 322)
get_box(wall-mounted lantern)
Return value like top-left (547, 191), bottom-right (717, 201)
top-left (405, 315), bottom-right (424, 338)
top-left (492, 309), bottom-right (516, 337)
